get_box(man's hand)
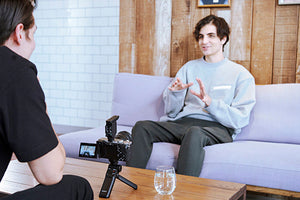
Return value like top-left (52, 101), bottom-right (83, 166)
top-left (190, 78), bottom-right (212, 107)
top-left (169, 77), bottom-right (193, 91)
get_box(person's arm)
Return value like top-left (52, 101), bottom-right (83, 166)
top-left (190, 78), bottom-right (211, 107)
top-left (5, 62), bottom-right (66, 185)
top-left (28, 101), bottom-right (66, 185)
top-left (206, 76), bottom-right (256, 130)
top-left (190, 73), bottom-right (256, 131)
top-left (163, 68), bottom-right (193, 118)
top-left (28, 138), bottom-right (66, 185)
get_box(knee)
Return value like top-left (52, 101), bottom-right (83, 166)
top-left (61, 175), bottom-right (89, 186)
top-left (61, 175), bottom-right (93, 197)
top-left (183, 126), bottom-right (210, 145)
top-left (185, 126), bottom-right (202, 138)
top-left (132, 120), bottom-right (152, 137)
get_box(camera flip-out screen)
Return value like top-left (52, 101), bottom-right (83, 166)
top-left (79, 143), bottom-right (97, 158)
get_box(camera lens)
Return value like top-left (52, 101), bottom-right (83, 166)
top-left (115, 131), bottom-right (132, 142)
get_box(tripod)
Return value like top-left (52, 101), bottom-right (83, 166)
top-left (99, 160), bottom-right (138, 198)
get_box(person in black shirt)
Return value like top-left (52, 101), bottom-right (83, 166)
top-left (0, 0), bottom-right (93, 199)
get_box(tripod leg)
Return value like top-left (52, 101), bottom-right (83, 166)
top-left (117, 174), bottom-right (138, 190)
top-left (99, 166), bottom-right (118, 198)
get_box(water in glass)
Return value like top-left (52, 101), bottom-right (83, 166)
top-left (154, 166), bottom-right (176, 195)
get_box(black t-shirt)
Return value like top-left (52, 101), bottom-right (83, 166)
top-left (0, 46), bottom-right (58, 181)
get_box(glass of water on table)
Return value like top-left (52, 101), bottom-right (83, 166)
top-left (154, 166), bottom-right (176, 195)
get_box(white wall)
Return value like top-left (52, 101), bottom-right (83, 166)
top-left (30, 0), bottom-right (119, 128)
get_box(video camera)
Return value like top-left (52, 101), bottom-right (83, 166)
top-left (79, 115), bottom-right (132, 162)
top-left (79, 115), bottom-right (137, 198)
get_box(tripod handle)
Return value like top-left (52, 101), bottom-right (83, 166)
top-left (99, 167), bottom-right (117, 198)
top-left (99, 164), bottom-right (138, 198)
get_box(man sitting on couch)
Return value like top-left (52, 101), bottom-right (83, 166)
top-left (127, 15), bottom-right (256, 177)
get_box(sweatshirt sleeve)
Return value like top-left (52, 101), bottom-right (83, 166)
top-left (163, 67), bottom-right (188, 118)
top-left (205, 75), bottom-right (256, 132)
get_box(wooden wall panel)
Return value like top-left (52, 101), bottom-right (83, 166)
top-left (229, 0), bottom-right (253, 71)
top-left (251, 0), bottom-right (275, 84)
top-left (135, 0), bottom-right (156, 75)
top-left (119, 0), bottom-right (136, 73)
top-left (297, 6), bottom-right (300, 83)
top-left (119, 0), bottom-right (300, 84)
top-left (153, 0), bottom-right (172, 76)
top-left (273, 5), bottom-right (299, 83)
top-left (170, 0), bottom-right (192, 77)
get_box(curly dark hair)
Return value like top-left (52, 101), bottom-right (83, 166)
top-left (0, 0), bottom-right (37, 45)
top-left (193, 15), bottom-right (230, 50)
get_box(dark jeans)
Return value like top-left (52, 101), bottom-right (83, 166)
top-left (0, 175), bottom-right (93, 200)
top-left (127, 118), bottom-right (233, 177)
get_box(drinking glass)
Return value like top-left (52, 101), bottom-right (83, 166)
top-left (154, 166), bottom-right (176, 195)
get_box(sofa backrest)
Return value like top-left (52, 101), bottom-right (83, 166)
top-left (235, 83), bottom-right (300, 144)
top-left (111, 73), bottom-right (172, 126)
top-left (112, 73), bottom-right (300, 145)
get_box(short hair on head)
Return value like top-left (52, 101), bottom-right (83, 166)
top-left (193, 15), bottom-right (230, 50)
top-left (0, 0), bottom-right (37, 45)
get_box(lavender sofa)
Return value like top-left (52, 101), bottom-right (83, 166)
top-left (59, 73), bottom-right (300, 193)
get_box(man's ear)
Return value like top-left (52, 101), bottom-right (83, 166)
top-left (221, 36), bottom-right (227, 45)
top-left (12, 23), bottom-right (25, 45)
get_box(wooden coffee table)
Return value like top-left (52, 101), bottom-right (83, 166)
top-left (0, 158), bottom-right (246, 200)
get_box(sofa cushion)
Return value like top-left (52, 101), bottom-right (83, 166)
top-left (235, 84), bottom-right (300, 144)
top-left (200, 141), bottom-right (300, 192)
top-left (111, 73), bottom-right (172, 126)
top-left (146, 143), bottom-right (179, 170)
top-left (146, 140), bottom-right (300, 192)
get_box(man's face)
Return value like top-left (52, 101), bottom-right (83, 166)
top-left (198, 23), bottom-right (226, 60)
top-left (22, 24), bottom-right (37, 59)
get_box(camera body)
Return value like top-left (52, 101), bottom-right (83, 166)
top-left (79, 115), bottom-right (132, 163)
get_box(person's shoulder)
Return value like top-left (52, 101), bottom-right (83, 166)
top-left (0, 46), bottom-right (37, 76)
top-left (0, 47), bottom-right (38, 92)
top-left (180, 58), bottom-right (203, 71)
top-left (225, 58), bottom-right (254, 79)
top-left (225, 58), bottom-right (243, 68)
top-left (226, 59), bottom-right (250, 72)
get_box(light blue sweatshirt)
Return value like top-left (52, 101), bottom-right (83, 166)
top-left (160, 57), bottom-right (256, 135)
